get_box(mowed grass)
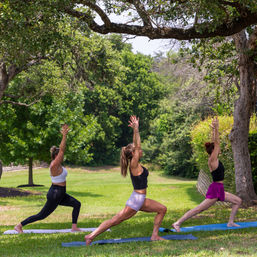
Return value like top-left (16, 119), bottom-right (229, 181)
top-left (0, 166), bottom-right (257, 257)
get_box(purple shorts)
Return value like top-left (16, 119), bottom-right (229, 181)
top-left (206, 182), bottom-right (225, 201)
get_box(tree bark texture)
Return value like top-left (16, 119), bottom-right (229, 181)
top-left (28, 157), bottom-right (34, 185)
top-left (64, 2), bottom-right (257, 40)
top-left (230, 30), bottom-right (257, 206)
top-left (0, 62), bottom-right (8, 100)
top-left (0, 160), bottom-right (2, 180)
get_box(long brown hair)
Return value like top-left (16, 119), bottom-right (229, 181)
top-left (120, 143), bottom-right (134, 177)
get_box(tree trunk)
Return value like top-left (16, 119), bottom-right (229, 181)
top-left (28, 157), bottom-right (34, 185)
top-left (0, 62), bottom-right (8, 101)
top-left (0, 160), bottom-right (2, 180)
top-left (229, 30), bottom-right (257, 206)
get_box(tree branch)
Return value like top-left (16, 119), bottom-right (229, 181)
top-left (217, 0), bottom-right (243, 9)
top-left (64, 5), bottom-right (257, 40)
top-left (6, 55), bottom-right (49, 83)
top-left (74, 0), bottom-right (111, 26)
top-left (129, 0), bottom-right (152, 27)
top-left (0, 98), bottom-right (41, 107)
top-left (3, 93), bottom-right (21, 99)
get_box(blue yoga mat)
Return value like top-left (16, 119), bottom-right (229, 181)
top-left (62, 234), bottom-right (197, 247)
top-left (159, 221), bottom-right (257, 233)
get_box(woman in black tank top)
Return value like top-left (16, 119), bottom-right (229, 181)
top-left (85, 116), bottom-right (167, 245)
top-left (172, 117), bottom-right (242, 232)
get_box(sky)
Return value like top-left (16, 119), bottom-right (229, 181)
top-left (126, 36), bottom-right (173, 56)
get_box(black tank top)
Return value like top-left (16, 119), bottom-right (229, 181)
top-left (211, 160), bottom-right (225, 182)
top-left (130, 166), bottom-right (148, 190)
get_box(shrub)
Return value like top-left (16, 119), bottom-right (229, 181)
top-left (249, 123), bottom-right (257, 192)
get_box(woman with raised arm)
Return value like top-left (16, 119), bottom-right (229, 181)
top-left (172, 117), bottom-right (242, 232)
top-left (85, 115), bottom-right (167, 245)
top-left (15, 124), bottom-right (81, 233)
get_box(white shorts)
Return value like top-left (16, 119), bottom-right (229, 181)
top-left (126, 191), bottom-right (146, 211)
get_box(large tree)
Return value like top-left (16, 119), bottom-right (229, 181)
top-left (1, 1), bottom-right (256, 204)
top-left (0, 0), bottom-right (67, 104)
top-left (61, 1), bottom-right (257, 205)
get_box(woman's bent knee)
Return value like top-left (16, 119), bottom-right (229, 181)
top-left (237, 197), bottom-right (242, 206)
top-left (159, 205), bottom-right (167, 215)
top-left (77, 201), bottom-right (81, 208)
top-left (74, 200), bottom-right (81, 209)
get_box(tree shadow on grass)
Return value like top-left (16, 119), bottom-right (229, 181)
top-left (186, 185), bottom-right (205, 205)
top-left (67, 191), bottom-right (102, 198)
top-left (17, 184), bottom-right (44, 188)
top-left (0, 185), bottom-right (102, 201)
top-left (0, 200), bottom-right (7, 205)
top-left (158, 173), bottom-right (196, 181)
top-left (0, 187), bottom-right (42, 198)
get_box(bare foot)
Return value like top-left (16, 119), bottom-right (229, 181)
top-left (71, 228), bottom-right (81, 232)
top-left (84, 235), bottom-right (93, 246)
top-left (14, 224), bottom-right (23, 234)
top-left (172, 223), bottom-right (181, 232)
top-left (151, 235), bottom-right (165, 241)
top-left (227, 222), bottom-right (240, 227)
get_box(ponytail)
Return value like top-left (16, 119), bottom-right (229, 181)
top-left (50, 146), bottom-right (60, 160)
top-left (120, 144), bottom-right (133, 177)
top-left (205, 142), bottom-right (214, 155)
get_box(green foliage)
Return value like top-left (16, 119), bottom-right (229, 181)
top-left (142, 51), bottom-right (223, 179)
top-left (0, 89), bottom-right (97, 166)
top-left (0, 15), bottom-right (165, 167)
top-left (82, 43), bottom-right (166, 164)
top-left (179, 37), bottom-right (239, 116)
top-left (0, 0), bottom-right (69, 65)
top-left (142, 98), bottom-right (200, 178)
top-left (191, 115), bottom-right (257, 193)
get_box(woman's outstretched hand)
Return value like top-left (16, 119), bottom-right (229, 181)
top-left (61, 124), bottom-right (70, 136)
top-left (128, 115), bottom-right (139, 129)
top-left (210, 117), bottom-right (219, 129)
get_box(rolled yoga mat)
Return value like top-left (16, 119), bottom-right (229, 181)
top-left (62, 234), bottom-right (197, 247)
top-left (3, 228), bottom-right (110, 234)
top-left (159, 221), bottom-right (257, 233)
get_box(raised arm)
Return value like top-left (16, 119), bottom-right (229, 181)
top-left (131, 116), bottom-right (141, 149)
top-left (50, 124), bottom-right (69, 173)
top-left (128, 116), bottom-right (141, 170)
top-left (209, 117), bottom-right (220, 163)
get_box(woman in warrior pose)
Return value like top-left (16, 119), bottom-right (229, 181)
top-left (172, 117), bottom-right (242, 232)
top-left (85, 116), bottom-right (167, 245)
top-left (15, 124), bottom-right (81, 233)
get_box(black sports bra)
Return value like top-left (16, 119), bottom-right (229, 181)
top-left (130, 166), bottom-right (148, 190)
top-left (211, 160), bottom-right (225, 182)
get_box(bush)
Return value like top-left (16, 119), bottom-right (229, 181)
top-left (249, 128), bottom-right (257, 192)
top-left (191, 115), bottom-right (257, 193)
top-left (142, 109), bottom-right (199, 178)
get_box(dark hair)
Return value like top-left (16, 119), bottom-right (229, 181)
top-left (120, 143), bottom-right (134, 177)
top-left (50, 146), bottom-right (59, 160)
top-left (205, 142), bottom-right (214, 155)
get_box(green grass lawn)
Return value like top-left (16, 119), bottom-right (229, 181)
top-left (0, 166), bottom-right (257, 257)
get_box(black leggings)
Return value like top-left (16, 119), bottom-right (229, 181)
top-left (21, 184), bottom-right (81, 226)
